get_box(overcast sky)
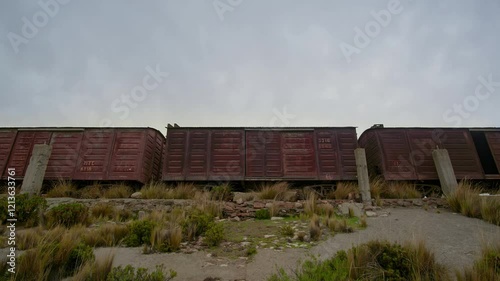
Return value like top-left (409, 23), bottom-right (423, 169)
top-left (1, 0), bottom-right (499, 135)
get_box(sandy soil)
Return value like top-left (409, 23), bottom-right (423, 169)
top-left (95, 207), bottom-right (500, 281)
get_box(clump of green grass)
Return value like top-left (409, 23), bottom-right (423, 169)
top-left (45, 203), bottom-right (90, 228)
top-left (0, 194), bottom-right (47, 227)
top-left (210, 183), bottom-right (233, 201)
top-left (279, 225), bottom-right (295, 237)
top-left (106, 264), bottom-right (176, 281)
top-left (255, 209), bottom-right (271, 220)
top-left (268, 240), bottom-right (449, 281)
top-left (259, 182), bottom-right (289, 200)
top-left (456, 242), bottom-right (500, 281)
top-left (447, 180), bottom-right (499, 225)
top-left (47, 180), bottom-right (78, 198)
top-left (103, 183), bottom-right (133, 199)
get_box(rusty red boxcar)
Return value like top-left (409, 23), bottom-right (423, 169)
top-left (162, 127), bottom-right (358, 182)
top-left (0, 127), bottom-right (164, 184)
top-left (358, 126), bottom-right (500, 181)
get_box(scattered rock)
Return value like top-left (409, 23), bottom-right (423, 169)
top-left (264, 235), bottom-right (276, 238)
top-left (294, 202), bottom-right (303, 208)
top-left (236, 198), bottom-right (244, 205)
top-left (338, 202), bottom-right (363, 217)
top-left (233, 192), bottom-right (256, 202)
top-left (365, 211), bottom-right (377, 217)
top-left (283, 191), bottom-right (298, 202)
top-left (253, 202), bottom-right (265, 209)
top-left (271, 216), bottom-right (283, 221)
top-left (265, 202), bottom-right (274, 209)
top-left (303, 235), bottom-right (311, 242)
top-left (130, 192), bottom-right (142, 199)
top-left (231, 216), bottom-right (241, 222)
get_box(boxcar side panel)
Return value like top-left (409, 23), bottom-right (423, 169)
top-left (378, 130), bottom-right (417, 180)
top-left (358, 130), bottom-right (384, 179)
top-left (148, 129), bottom-right (165, 181)
top-left (163, 130), bottom-right (187, 180)
top-left (0, 129), bottom-right (17, 179)
top-left (441, 130), bottom-right (484, 180)
top-left (45, 131), bottom-right (84, 179)
top-left (108, 130), bottom-right (146, 182)
top-left (210, 130), bottom-right (245, 180)
top-left (6, 131), bottom-right (52, 179)
top-left (337, 129), bottom-right (358, 180)
top-left (315, 129), bottom-right (340, 180)
top-left (245, 131), bottom-right (267, 178)
top-left (282, 131), bottom-right (316, 179)
top-left (185, 130), bottom-right (210, 180)
top-left (73, 130), bottom-right (115, 180)
top-left (407, 129), bottom-right (440, 180)
top-left (486, 131), bottom-right (500, 174)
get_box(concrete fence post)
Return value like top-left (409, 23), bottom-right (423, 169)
top-left (432, 149), bottom-right (458, 197)
top-left (20, 144), bottom-right (52, 195)
top-left (355, 148), bottom-right (372, 205)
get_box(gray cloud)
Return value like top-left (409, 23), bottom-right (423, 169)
top-left (0, 0), bottom-right (499, 135)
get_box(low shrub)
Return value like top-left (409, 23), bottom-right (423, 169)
top-left (124, 220), bottom-right (156, 247)
top-left (246, 245), bottom-right (257, 257)
top-left (210, 183), bottom-right (232, 201)
top-left (255, 209), bottom-right (271, 220)
top-left (0, 194), bottom-right (47, 227)
top-left (46, 203), bottom-right (90, 228)
top-left (65, 242), bottom-right (95, 276)
top-left (106, 264), bottom-right (176, 281)
top-left (204, 222), bottom-right (225, 247)
top-left (268, 240), bottom-right (449, 281)
top-left (182, 210), bottom-right (213, 241)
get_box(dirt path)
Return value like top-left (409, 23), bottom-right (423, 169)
top-left (95, 207), bottom-right (500, 281)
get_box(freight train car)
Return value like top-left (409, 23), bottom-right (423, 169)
top-left (358, 125), bottom-right (500, 181)
top-left (162, 126), bottom-right (358, 182)
top-left (0, 127), bottom-right (164, 184)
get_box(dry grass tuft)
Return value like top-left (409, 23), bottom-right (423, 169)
top-left (151, 224), bottom-right (183, 252)
top-left (90, 203), bottom-right (116, 220)
top-left (258, 182), bottom-right (290, 200)
top-left (47, 180), bottom-right (78, 198)
top-left (360, 215), bottom-right (367, 228)
top-left (171, 182), bottom-right (197, 199)
top-left (456, 242), bottom-right (500, 281)
top-left (309, 216), bottom-right (322, 241)
top-left (79, 183), bottom-right (104, 199)
top-left (103, 183), bottom-right (133, 199)
top-left (448, 180), bottom-right (500, 225)
top-left (71, 252), bottom-right (115, 281)
top-left (327, 182), bottom-right (359, 199)
top-left (17, 227), bottom-right (44, 250)
top-left (82, 223), bottom-right (129, 247)
top-left (140, 182), bottom-right (170, 199)
top-left (326, 217), bottom-right (352, 233)
top-left (370, 177), bottom-right (421, 199)
top-left (304, 191), bottom-right (317, 217)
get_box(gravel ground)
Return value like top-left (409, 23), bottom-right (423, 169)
top-left (95, 207), bottom-right (500, 281)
